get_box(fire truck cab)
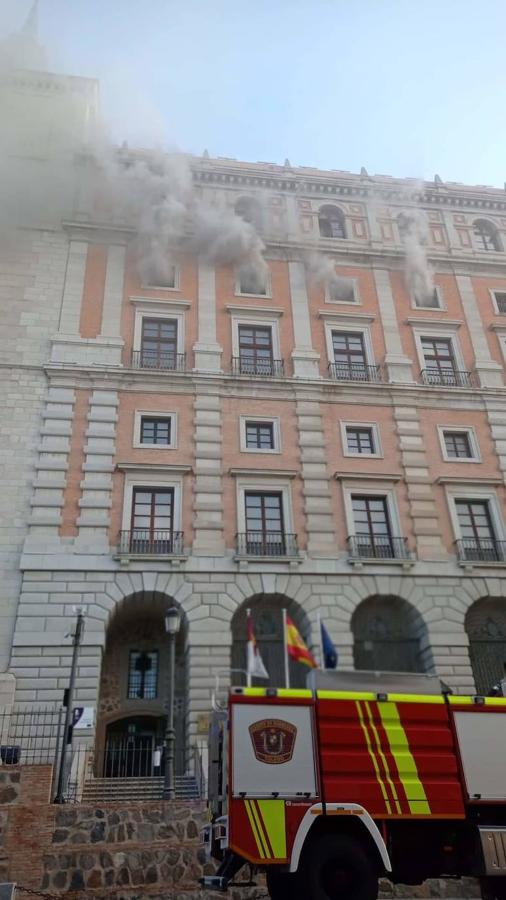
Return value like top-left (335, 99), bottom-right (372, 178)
top-left (201, 670), bottom-right (506, 900)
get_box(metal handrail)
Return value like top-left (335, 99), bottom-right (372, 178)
top-left (236, 532), bottom-right (298, 557)
top-left (455, 538), bottom-right (506, 563)
top-left (231, 356), bottom-right (285, 377)
top-left (118, 531), bottom-right (184, 556)
top-left (328, 362), bottom-right (382, 383)
top-left (420, 368), bottom-right (476, 388)
top-left (131, 351), bottom-right (186, 372)
top-left (347, 535), bottom-right (410, 560)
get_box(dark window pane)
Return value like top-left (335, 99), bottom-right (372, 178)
top-left (346, 427), bottom-right (374, 454)
top-left (245, 422), bottom-right (275, 449)
top-left (128, 650), bottom-right (159, 699)
top-left (443, 431), bottom-right (472, 459)
top-left (140, 417), bottom-right (172, 445)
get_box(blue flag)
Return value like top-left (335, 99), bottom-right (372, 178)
top-left (320, 620), bottom-right (338, 669)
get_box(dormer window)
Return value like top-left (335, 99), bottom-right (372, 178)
top-left (473, 219), bottom-right (502, 252)
top-left (318, 205), bottom-right (346, 240)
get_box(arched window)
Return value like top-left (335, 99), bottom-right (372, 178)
top-left (465, 598), bottom-right (506, 693)
top-left (473, 219), bottom-right (502, 252)
top-left (352, 595), bottom-right (429, 673)
top-left (318, 205), bottom-right (346, 240)
top-left (235, 195), bottom-right (262, 231)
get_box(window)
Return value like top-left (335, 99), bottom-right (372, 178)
top-left (443, 430), bottom-right (473, 459)
top-left (318, 205), bottom-right (346, 240)
top-left (491, 291), bottom-right (506, 314)
top-left (244, 491), bottom-right (286, 555)
top-left (235, 195), bottom-right (262, 231)
top-left (128, 650), bottom-right (158, 699)
top-left (331, 331), bottom-right (368, 380)
top-left (455, 499), bottom-right (500, 561)
top-left (130, 487), bottom-right (175, 553)
top-left (346, 426), bottom-right (375, 455)
top-left (237, 265), bottom-right (268, 296)
top-left (421, 336), bottom-right (457, 384)
top-left (138, 318), bottom-right (181, 370)
top-left (236, 324), bottom-right (279, 376)
top-left (351, 495), bottom-right (395, 558)
top-left (246, 421), bottom-right (275, 450)
top-left (473, 219), bottom-right (502, 253)
top-left (140, 416), bottom-right (172, 446)
top-left (143, 264), bottom-right (178, 290)
top-left (327, 277), bottom-right (357, 304)
top-left (414, 287), bottom-right (441, 309)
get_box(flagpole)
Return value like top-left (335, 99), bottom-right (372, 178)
top-left (246, 608), bottom-right (252, 687)
top-left (282, 609), bottom-right (290, 689)
top-left (317, 610), bottom-right (325, 670)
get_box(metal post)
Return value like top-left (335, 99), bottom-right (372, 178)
top-left (163, 629), bottom-right (176, 800)
top-left (282, 609), bottom-right (290, 689)
top-left (54, 610), bottom-right (84, 804)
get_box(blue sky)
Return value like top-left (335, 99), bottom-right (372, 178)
top-left (2, 0), bottom-right (506, 186)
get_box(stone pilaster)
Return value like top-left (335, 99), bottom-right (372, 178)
top-left (456, 275), bottom-right (503, 387)
top-left (296, 397), bottom-right (337, 555)
top-left (485, 397), bottom-right (506, 484)
top-left (193, 260), bottom-right (222, 372)
top-left (288, 260), bottom-right (321, 378)
top-left (98, 244), bottom-right (126, 365)
top-left (192, 389), bottom-right (225, 555)
top-left (373, 268), bottom-right (414, 382)
top-left (58, 240), bottom-right (88, 335)
top-left (28, 387), bottom-right (75, 536)
top-left (394, 405), bottom-right (446, 560)
top-left (76, 390), bottom-right (118, 549)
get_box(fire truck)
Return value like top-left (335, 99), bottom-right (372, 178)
top-left (201, 670), bottom-right (506, 900)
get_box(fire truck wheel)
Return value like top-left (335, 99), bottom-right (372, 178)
top-left (301, 833), bottom-right (378, 900)
top-left (480, 877), bottom-right (506, 900)
top-left (266, 869), bottom-right (302, 900)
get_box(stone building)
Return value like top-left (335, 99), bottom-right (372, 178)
top-left (2, 5), bottom-right (506, 780)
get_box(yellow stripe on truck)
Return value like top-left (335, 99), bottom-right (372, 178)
top-left (356, 701), bottom-right (392, 815)
top-left (378, 702), bottom-right (431, 816)
top-left (257, 800), bottom-right (287, 859)
top-left (364, 701), bottom-right (402, 814)
top-left (244, 800), bottom-right (267, 858)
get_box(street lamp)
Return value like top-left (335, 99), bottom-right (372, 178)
top-left (163, 607), bottom-right (181, 800)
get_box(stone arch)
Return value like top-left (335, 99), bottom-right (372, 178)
top-left (231, 594), bottom-right (312, 689)
top-left (472, 218), bottom-right (502, 252)
top-left (351, 595), bottom-right (431, 673)
top-left (96, 591), bottom-right (189, 777)
top-left (465, 597), bottom-right (506, 693)
top-left (318, 204), bottom-right (346, 239)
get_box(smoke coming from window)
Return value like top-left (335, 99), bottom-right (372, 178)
top-left (304, 252), bottom-right (355, 301)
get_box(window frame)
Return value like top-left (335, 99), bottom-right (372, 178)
top-left (412, 325), bottom-right (465, 377)
top-left (323, 321), bottom-right (375, 370)
top-left (236, 477), bottom-right (294, 537)
top-left (239, 415), bottom-right (281, 454)
top-left (342, 482), bottom-right (403, 540)
top-left (121, 470), bottom-right (183, 534)
top-left (411, 284), bottom-right (444, 311)
top-left (340, 421), bottom-right (383, 458)
top-left (473, 219), bottom-right (502, 253)
top-left (235, 266), bottom-right (272, 298)
top-left (141, 264), bottom-right (181, 292)
top-left (490, 289), bottom-right (506, 315)
top-left (437, 425), bottom-right (480, 463)
top-left (127, 649), bottom-right (159, 700)
top-left (445, 486), bottom-right (506, 547)
top-left (133, 410), bottom-right (177, 450)
top-left (318, 204), bottom-right (347, 240)
top-left (132, 304), bottom-right (186, 357)
top-left (231, 313), bottom-right (281, 362)
top-left (325, 276), bottom-right (360, 305)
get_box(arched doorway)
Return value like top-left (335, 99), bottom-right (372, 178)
top-left (466, 598), bottom-right (506, 694)
top-left (96, 592), bottom-right (187, 777)
top-left (231, 595), bottom-right (312, 689)
top-left (352, 595), bottom-right (428, 673)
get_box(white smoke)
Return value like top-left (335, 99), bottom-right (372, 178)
top-left (398, 207), bottom-right (435, 305)
top-left (304, 252), bottom-right (355, 301)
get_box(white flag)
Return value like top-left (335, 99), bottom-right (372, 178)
top-left (247, 611), bottom-right (269, 680)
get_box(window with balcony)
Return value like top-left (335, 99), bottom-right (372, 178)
top-left (473, 219), bottom-right (502, 253)
top-left (238, 490), bottom-right (296, 556)
top-left (140, 416), bottom-right (172, 446)
top-left (491, 290), bottom-right (506, 314)
top-left (420, 336), bottom-right (471, 387)
top-left (119, 487), bottom-right (183, 555)
top-left (128, 650), bottom-right (158, 699)
top-left (349, 494), bottom-right (407, 559)
top-left (345, 426), bottom-right (376, 455)
top-left (134, 318), bottom-right (185, 371)
top-left (234, 324), bottom-right (283, 376)
top-left (330, 330), bottom-right (378, 382)
top-left (318, 205), bottom-right (346, 239)
top-left (455, 498), bottom-right (505, 562)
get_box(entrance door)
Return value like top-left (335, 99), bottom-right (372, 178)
top-left (104, 716), bottom-right (163, 778)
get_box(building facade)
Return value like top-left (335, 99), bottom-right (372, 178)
top-left (3, 11), bottom-right (506, 776)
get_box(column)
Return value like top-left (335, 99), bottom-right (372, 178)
top-left (28, 387), bottom-right (75, 537)
top-left (288, 259), bottom-right (321, 378)
top-left (394, 405), bottom-right (446, 561)
top-left (296, 396), bottom-right (337, 556)
top-left (192, 388), bottom-right (225, 555)
top-left (456, 275), bottom-right (503, 387)
top-left (373, 269), bottom-right (414, 382)
top-left (485, 398), bottom-right (506, 485)
top-left (58, 240), bottom-right (88, 335)
top-left (76, 390), bottom-right (118, 550)
top-left (193, 260), bottom-right (223, 372)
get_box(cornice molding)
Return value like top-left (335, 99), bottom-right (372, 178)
top-left (229, 467), bottom-right (298, 478)
top-left (116, 463), bottom-right (192, 474)
top-left (334, 471), bottom-right (403, 482)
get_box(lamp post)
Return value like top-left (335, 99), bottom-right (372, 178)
top-left (163, 607), bottom-right (181, 800)
top-left (54, 607), bottom-right (85, 804)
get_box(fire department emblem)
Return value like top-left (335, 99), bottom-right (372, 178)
top-left (249, 719), bottom-right (297, 765)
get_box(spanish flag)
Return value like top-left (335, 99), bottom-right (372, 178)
top-left (285, 615), bottom-right (317, 668)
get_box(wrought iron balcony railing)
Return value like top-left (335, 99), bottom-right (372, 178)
top-left (118, 530), bottom-right (185, 556)
top-left (420, 368), bottom-right (476, 388)
top-left (328, 362), bottom-right (382, 383)
top-left (455, 539), bottom-right (506, 563)
top-left (232, 357), bottom-right (285, 377)
top-left (347, 535), bottom-right (410, 560)
top-left (131, 351), bottom-right (186, 372)
top-left (236, 532), bottom-right (298, 557)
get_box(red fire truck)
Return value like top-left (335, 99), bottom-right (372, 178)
top-left (201, 670), bottom-right (506, 900)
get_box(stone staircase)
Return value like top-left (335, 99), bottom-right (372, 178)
top-left (81, 774), bottom-right (201, 803)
